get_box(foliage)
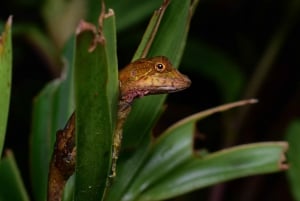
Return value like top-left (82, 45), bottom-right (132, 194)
top-left (285, 120), bottom-right (300, 201)
top-left (0, 16), bottom-right (12, 156)
top-left (1, 0), bottom-right (300, 201)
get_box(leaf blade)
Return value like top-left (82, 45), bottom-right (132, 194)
top-left (138, 142), bottom-right (288, 201)
top-left (0, 16), bottom-right (12, 155)
top-left (0, 151), bottom-right (30, 201)
top-left (74, 12), bottom-right (118, 201)
top-left (285, 120), bottom-right (300, 201)
top-left (123, 100), bottom-right (259, 200)
top-left (30, 37), bottom-right (75, 201)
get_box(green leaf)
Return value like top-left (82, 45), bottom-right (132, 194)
top-left (74, 10), bottom-right (118, 201)
top-left (0, 16), bottom-right (12, 155)
top-left (137, 142), bottom-right (288, 201)
top-left (30, 37), bottom-right (75, 201)
top-left (63, 175), bottom-right (75, 201)
top-left (285, 120), bottom-right (300, 201)
top-left (108, 100), bottom-right (288, 201)
top-left (109, 100), bottom-right (259, 201)
top-left (123, 100), bottom-right (286, 201)
top-left (0, 151), bottom-right (30, 201)
top-left (121, 121), bottom-right (194, 201)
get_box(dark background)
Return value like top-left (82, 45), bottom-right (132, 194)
top-left (1, 0), bottom-right (300, 200)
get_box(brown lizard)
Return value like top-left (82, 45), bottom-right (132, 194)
top-left (47, 56), bottom-right (191, 201)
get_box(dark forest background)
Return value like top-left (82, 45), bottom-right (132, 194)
top-left (1, 0), bottom-right (300, 200)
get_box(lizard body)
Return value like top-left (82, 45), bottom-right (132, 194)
top-left (48, 56), bottom-right (191, 201)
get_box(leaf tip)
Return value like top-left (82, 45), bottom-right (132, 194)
top-left (7, 15), bottom-right (13, 27)
top-left (98, 1), bottom-right (115, 23)
top-left (162, 0), bottom-right (170, 8)
top-left (248, 98), bottom-right (259, 104)
top-left (278, 141), bottom-right (289, 171)
top-left (4, 148), bottom-right (13, 157)
top-left (75, 20), bottom-right (104, 52)
top-left (0, 15), bottom-right (13, 54)
top-left (75, 20), bottom-right (97, 36)
top-left (105, 9), bottom-right (115, 18)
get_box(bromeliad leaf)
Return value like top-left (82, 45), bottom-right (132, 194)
top-left (0, 151), bottom-right (30, 201)
top-left (74, 8), bottom-right (118, 201)
top-left (0, 16), bottom-right (12, 155)
top-left (121, 100), bottom-right (288, 201)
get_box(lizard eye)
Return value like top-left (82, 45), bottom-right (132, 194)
top-left (155, 63), bottom-right (165, 72)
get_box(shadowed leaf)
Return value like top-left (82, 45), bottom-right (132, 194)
top-left (285, 120), bottom-right (300, 201)
top-left (0, 151), bottom-right (30, 201)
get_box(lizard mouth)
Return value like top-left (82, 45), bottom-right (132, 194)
top-left (158, 74), bottom-right (191, 92)
top-left (154, 85), bottom-right (187, 93)
top-left (148, 76), bottom-right (191, 94)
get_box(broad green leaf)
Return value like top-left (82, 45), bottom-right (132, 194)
top-left (138, 142), bottom-right (288, 201)
top-left (285, 120), bottom-right (300, 201)
top-left (0, 16), bottom-right (12, 155)
top-left (108, 100), bottom-right (257, 200)
top-left (74, 10), bottom-right (118, 201)
top-left (0, 151), bottom-right (29, 201)
top-left (123, 100), bottom-right (286, 201)
top-left (122, 121), bottom-right (194, 201)
top-left (30, 37), bottom-right (75, 201)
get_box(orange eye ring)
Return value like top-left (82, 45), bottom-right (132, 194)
top-left (155, 63), bottom-right (165, 72)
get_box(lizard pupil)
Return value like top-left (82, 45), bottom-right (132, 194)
top-left (155, 63), bottom-right (165, 72)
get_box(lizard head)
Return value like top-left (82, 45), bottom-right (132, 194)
top-left (119, 56), bottom-right (191, 103)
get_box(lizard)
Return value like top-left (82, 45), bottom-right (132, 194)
top-left (47, 56), bottom-right (191, 201)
